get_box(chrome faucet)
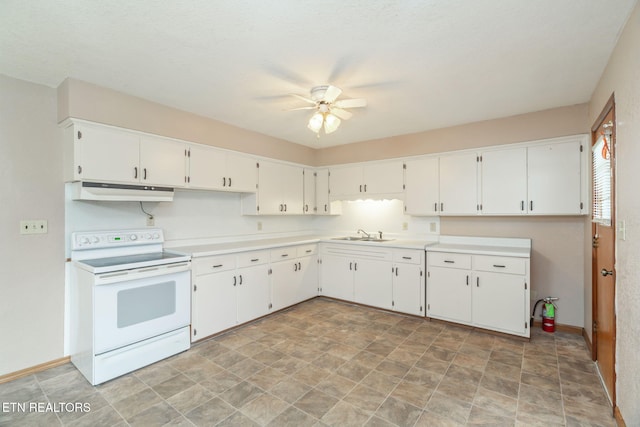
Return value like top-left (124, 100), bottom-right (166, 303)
top-left (357, 229), bottom-right (371, 239)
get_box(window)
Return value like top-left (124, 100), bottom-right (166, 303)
top-left (592, 134), bottom-right (612, 226)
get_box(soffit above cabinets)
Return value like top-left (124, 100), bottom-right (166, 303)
top-left (0, 0), bottom-right (635, 148)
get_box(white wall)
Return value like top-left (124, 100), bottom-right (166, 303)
top-left (314, 199), bottom-right (439, 239)
top-left (65, 188), bottom-right (315, 251)
top-left (0, 75), bottom-right (65, 376)
top-left (588, 2), bottom-right (640, 424)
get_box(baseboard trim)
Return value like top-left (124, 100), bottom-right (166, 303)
top-left (0, 356), bottom-right (71, 384)
top-left (532, 320), bottom-right (583, 335)
top-left (614, 406), bottom-right (626, 427)
top-left (582, 328), bottom-right (593, 353)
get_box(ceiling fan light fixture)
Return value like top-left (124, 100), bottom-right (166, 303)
top-left (308, 112), bottom-right (324, 133)
top-left (324, 113), bottom-right (341, 134)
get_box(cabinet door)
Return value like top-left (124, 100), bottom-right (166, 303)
top-left (354, 258), bottom-right (393, 310)
top-left (298, 256), bottom-right (318, 301)
top-left (320, 255), bottom-right (354, 301)
top-left (481, 148), bottom-right (527, 215)
top-left (473, 272), bottom-right (526, 336)
top-left (316, 169), bottom-right (330, 214)
top-left (74, 123), bottom-right (140, 184)
top-left (363, 161), bottom-right (404, 195)
top-left (192, 271), bottom-right (237, 340)
top-left (227, 153), bottom-right (257, 193)
top-left (271, 259), bottom-right (299, 311)
top-left (439, 152), bottom-right (478, 215)
top-left (527, 141), bottom-right (583, 214)
top-left (329, 166), bottom-right (362, 198)
top-left (426, 266), bottom-right (472, 324)
top-left (188, 144), bottom-right (226, 190)
top-left (140, 136), bottom-right (187, 187)
top-left (257, 161), bottom-right (283, 214)
top-left (404, 157), bottom-right (439, 215)
top-left (303, 168), bottom-right (316, 214)
top-left (236, 265), bottom-right (270, 324)
top-left (393, 263), bottom-right (424, 316)
top-left (281, 164), bottom-right (304, 214)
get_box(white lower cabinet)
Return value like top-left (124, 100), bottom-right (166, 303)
top-left (426, 248), bottom-right (530, 337)
top-left (392, 250), bottom-right (425, 316)
top-left (270, 245), bottom-right (318, 311)
top-left (191, 251), bottom-right (270, 342)
top-left (319, 244), bottom-right (393, 309)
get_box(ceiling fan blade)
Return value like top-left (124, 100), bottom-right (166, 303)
top-left (330, 107), bottom-right (353, 120)
top-left (289, 93), bottom-right (316, 104)
top-left (334, 98), bottom-right (367, 109)
top-left (284, 106), bottom-right (317, 111)
top-left (323, 85), bottom-right (342, 103)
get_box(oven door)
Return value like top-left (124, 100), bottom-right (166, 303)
top-left (93, 266), bottom-right (190, 354)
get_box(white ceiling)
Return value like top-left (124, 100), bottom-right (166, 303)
top-left (1, 1), bottom-right (636, 148)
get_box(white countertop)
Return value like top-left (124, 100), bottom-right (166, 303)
top-left (425, 243), bottom-right (531, 258)
top-left (171, 235), bottom-right (435, 257)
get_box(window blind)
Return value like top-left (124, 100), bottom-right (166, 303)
top-left (592, 135), bottom-right (612, 225)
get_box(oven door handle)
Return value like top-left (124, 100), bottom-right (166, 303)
top-left (95, 262), bottom-right (191, 284)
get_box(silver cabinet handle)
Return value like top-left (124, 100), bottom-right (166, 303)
top-left (354, 262), bottom-right (358, 271)
top-left (134, 167), bottom-right (138, 179)
top-left (143, 168), bottom-right (147, 180)
top-left (444, 260), bottom-right (455, 264)
top-left (294, 263), bottom-right (298, 272)
top-left (364, 184), bottom-right (367, 192)
top-left (228, 177), bottom-right (232, 187)
top-left (239, 274), bottom-right (243, 285)
top-left (359, 184), bottom-right (363, 192)
top-left (476, 277), bottom-right (479, 287)
top-left (350, 262), bottom-right (353, 270)
top-left (212, 264), bottom-right (223, 268)
top-left (493, 264), bottom-right (506, 268)
top-left (324, 204), bottom-right (328, 212)
top-left (223, 177), bottom-right (226, 187)
top-left (466, 275), bottom-right (469, 286)
top-left (434, 202), bottom-right (438, 212)
top-left (521, 201), bottom-right (525, 211)
top-left (402, 256), bottom-right (412, 260)
top-left (440, 202), bottom-right (444, 212)
top-left (233, 276), bottom-right (237, 286)
top-left (530, 201), bottom-right (533, 211)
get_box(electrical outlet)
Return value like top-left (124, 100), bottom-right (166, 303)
top-left (430, 222), bottom-right (437, 233)
top-left (20, 220), bottom-right (48, 234)
top-left (257, 221), bottom-right (262, 231)
top-left (402, 222), bottom-right (408, 231)
top-left (531, 290), bottom-right (538, 300)
top-left (146, 216), bottom-right (155, 226)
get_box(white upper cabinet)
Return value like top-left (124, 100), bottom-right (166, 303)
top-left (303, 168), bottom-right (316, 214)
top-left (330, 161), bottom-right (404, 200)
top-left (68, 122), bottom-right (141, 184)
top-left (139, 136), bottom-right (188, 187)
top-left (243, 160), bottom-right (303, 215)
top-left (188, 145), bottom-right (256, 192)
top-left (527, 139), bottom-right (585, 215)
top-left (67, 121), bottom-right (188, 188)
top-left (438, 152), bottom-right (478, 215)
top-left (315, 169), bottom-right (342, 216)
top-left (404, 157), bottom-right (439, 215)
top-left (480, 147), bottom-right (528, 215)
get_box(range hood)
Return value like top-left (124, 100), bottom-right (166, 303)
top-left (70, 182), bottom-right (174, 202)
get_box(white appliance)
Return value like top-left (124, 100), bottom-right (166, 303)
top-left (69, 228), bottom-right (191, 385)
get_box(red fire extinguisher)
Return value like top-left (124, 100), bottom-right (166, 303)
top-left (531, 297), bottom-right (559, 332)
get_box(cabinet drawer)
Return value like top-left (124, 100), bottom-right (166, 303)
top-left (237, 250), bottom-right (270, 268)
top-left (194, 254), bottom-right (236, 275)
top-left (393, 249), bottom-right (423, 264)
top-left (271, 247), bottom-right (296, 262)
top-left (427, 252), bottom-right (471, 269)
top-left (297, 244), bottom-right (317, 257)
top-left (473, 255), bottom-right (526, 275)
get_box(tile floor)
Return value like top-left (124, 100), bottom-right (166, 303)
top-left (0, 298), bottom-right (615, 427)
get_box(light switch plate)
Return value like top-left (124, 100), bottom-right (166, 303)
top-left (20, 220), bottom-right (48, 234)
top-left (618, 220), bottom-right (626, 241)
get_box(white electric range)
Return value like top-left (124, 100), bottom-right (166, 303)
top-left (69, 228), bottom-right (191, 385)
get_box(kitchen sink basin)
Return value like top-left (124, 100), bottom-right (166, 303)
top-left (331, 236), bottom-right (394, 242)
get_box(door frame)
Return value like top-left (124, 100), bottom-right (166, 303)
top-left (590, 92), bottom-right (616, 408)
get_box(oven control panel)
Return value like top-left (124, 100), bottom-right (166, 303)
top-left (72, 229), bottom-right (164, 249)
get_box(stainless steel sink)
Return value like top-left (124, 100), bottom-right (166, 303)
top-left (331, 236), bottom-right (393, 242)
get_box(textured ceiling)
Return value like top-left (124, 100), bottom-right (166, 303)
top-left (1, 1), bottom-right (636, 148)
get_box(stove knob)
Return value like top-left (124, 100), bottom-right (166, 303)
top-left (130, 234), bottom-right (138, 241)
top-left (80, 237), bottom-right (90, 245)
top-left (92, 236), bottom-right (99, 244)
top-left (145, 233), bottom-right (152, 240)
top-left (152, 233), bottom-right (160, 240)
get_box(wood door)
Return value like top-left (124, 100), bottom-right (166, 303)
top-left (591, 95), bottom-right (616, 407)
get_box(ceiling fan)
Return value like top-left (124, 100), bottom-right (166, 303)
top-left (288, 85), bottom-right (367, 136)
